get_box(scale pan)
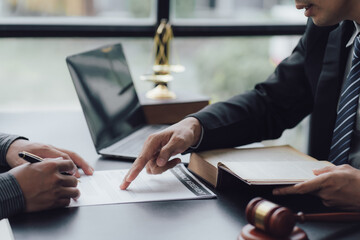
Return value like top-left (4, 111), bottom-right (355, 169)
top-left (153, 64), bottom-right (185, 73)
top-left (140, 74), bottom-right (173, 83)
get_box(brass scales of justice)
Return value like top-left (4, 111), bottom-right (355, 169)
top-left (140, 19), bottom-right (185, 99)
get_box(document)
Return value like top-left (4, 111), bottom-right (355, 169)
top-left (70, 164), bottom-right (216, 207)
top-left (0, 218), bottom-right (14, 240)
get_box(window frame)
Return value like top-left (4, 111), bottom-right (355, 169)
top-left (0, 0), bottom-right (305, 38)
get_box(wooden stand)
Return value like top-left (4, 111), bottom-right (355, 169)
top-left (238, 224), bottom-right (308, 240)
top-left (139, 91), bottom-right (209, 124)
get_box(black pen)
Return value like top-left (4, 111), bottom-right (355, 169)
top-left (18, 151), bottom-right (43, 163)
top-left (18, 151), bottom-right (74, 177)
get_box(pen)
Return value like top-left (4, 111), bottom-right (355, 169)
top-left (18, 151), bottom-right (44, 163)
top-left (18, 151), bottom-right (75, 177)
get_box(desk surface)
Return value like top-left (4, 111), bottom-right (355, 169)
top-left (1, 110), bottom-right (360, 240)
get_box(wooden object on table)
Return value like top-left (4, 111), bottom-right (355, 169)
top-left (243, 197), bottom-right (305, 239)
top-left (139, 91), bottom-right (209, 124)
top-left (188, 145), bottom-right (332, 188)
top-left (239, 197), bottom-right (360, 240)
top-left (239, 225), bottom-right (307, 240)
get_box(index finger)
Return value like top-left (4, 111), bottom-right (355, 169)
top-left (120, 155), bottom-right (153, 190)
top-left (54, 147), bottom-right (94, 176)
top-left (120, 133), bottom-right (169, 190)
top-left (273, 174), bottom-right (327, 195)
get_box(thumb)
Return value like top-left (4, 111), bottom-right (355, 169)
top-left (156, 141), bottom-right (183, 167)
top-left (313, 165), bottom-right (336, 176)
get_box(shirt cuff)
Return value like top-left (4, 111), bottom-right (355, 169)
top-left (190, 125), bottom-right (204, 150)
top-left (182, 126), bottom-right (204, 155)
top-left (0, 134), bottom-right (28, 167)
top-left (0, 172), bottom-right (25, 219)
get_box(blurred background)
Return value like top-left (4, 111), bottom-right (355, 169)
top-left (0, 0), bottom-right (309, 151)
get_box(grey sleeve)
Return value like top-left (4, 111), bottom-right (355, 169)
top-left (0, 172), bottom-right (25, 219)
top-left (0, 133), bottom-right (28, 167)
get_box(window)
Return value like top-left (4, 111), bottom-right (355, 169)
top-left (0, 0), bottom-right (308, 151)
top-left (0, 0), bottom-right (156, 24)
top-left (172, 0), bottom-right (305, 25)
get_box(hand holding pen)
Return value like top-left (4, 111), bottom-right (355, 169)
top-left (9, 151), bottom-right (80, 211)
top-left (4, 139), bottom-right (93, 212)
top-left (19, 151), bottom-right (76, 176)
top-left (6, 139), bottom-right (94, 178)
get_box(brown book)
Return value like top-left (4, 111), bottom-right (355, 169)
top-left (188, 145), bottom-right (333, 188)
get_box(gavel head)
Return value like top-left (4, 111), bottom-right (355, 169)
top-left (245, 197), bottom-right (296, 238)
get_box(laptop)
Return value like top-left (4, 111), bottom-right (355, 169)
top-left (66, 43), bottom-right (167, 159)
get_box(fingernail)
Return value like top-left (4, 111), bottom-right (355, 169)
top-left (71, 168), bottom-right (78, 175)
top-left (120, 181), bottom-right (128, 190)
top-left (88, 167), bottom-right (94, 174)
top-left (157, 158), bottom-right (166, 166)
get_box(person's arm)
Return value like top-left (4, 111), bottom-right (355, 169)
top-left (0, 133), bottom-right (93, 218)
top-left (1, 159), bottom-right (80, 219)
top-left (190, 20), bottom-right (341, 153)
top-left (273, 164), bottom-right (360, 210)
top-left (120, 20), bottom-right (313, 190)
top-left (0, 172), bottom-right (25, 219)
top-left (0, 133), bottom-right (27, 167)
top-left (9, 159), bottom-right (79, 213)
top-left (188, 30), bottom-right (316, 152)
top-left (120, 19), bottom-right (335, 189)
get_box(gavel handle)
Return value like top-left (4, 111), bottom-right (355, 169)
top-left (296, 212), bottom-right (360, 222)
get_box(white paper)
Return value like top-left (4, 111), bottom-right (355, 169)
top-left (0, 218), bottom-right (14, 240)
top-left (70, 164), bottom-right (216, 207)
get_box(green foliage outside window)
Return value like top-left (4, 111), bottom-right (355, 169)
top-left (195, 37), bottom-right (275, 102)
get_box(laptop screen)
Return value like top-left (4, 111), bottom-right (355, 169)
top-left (66, 43), bottom-right (147, 151)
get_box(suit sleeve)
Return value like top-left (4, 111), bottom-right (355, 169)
top-left (0, 172), bottom-right (25, 219)
top-left (190, 23), bottom-right (314, 151)
top-left (0, 133), bottom-right (27, 218)
top-left (0, 133), bottom-right (28, 167)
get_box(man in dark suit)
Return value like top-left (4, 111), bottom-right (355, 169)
top-left (121, 0), bottom-right (360, 210)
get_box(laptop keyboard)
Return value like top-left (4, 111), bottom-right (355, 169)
top-left (111, 125), bottom-right (167, 156)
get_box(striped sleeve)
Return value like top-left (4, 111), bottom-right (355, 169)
top-left (0, 133), bottom-right (28, 167)
top-left (0, 172), bottom-right (25, 219)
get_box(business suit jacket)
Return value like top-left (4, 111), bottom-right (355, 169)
top-left (191, 19), bottom-right (355, 161)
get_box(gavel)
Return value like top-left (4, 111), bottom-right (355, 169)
top-left (240, 197), bottom-right (360, 240)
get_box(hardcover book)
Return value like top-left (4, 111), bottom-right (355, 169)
top-left (188, 145), bottom-right (333, 188)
